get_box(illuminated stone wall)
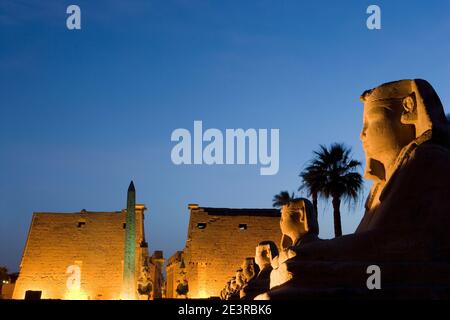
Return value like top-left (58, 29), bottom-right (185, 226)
top-left (13, 206), bottom-right (148, 300)
top-left (1, 283), bottom-right (15, 299)
top-left (179, 205), bottom-right (282, 298)
top-left (166, 251), bottom-right (185, 298)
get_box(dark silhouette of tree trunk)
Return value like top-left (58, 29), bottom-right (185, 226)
top-left (332, 195), bottom-right (342, 237)
top-left (312, 191), bottom-right (318, 221)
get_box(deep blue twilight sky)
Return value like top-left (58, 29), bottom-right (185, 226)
top-left (1, 0), bottom-right (450, 271)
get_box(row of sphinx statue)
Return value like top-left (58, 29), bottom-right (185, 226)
top-left (220, 199), bottom-right (318, 299)
top-left (222, 79), bottom-right (450, 299)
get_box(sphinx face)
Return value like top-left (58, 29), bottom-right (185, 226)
top-left (255, 245), bottom-right (271, 269)
top-left (230, 278), bottom-right (237, 290)
top-left (235, 270), bottom-right (244, 286)
top-left (361, 101), bottom-right (415, 180)
top-left (280, 202), bottom-right (308, 244)
top-left (242, 260), bottom-right (255, 280)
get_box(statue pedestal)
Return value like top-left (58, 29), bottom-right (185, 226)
top-left (265, 260), bottom-right (450, 299)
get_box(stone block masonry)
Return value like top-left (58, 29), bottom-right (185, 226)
top-left (176, 205), bottom-right (282, 298)
top-left (12, 202), bottom-right (156, 299)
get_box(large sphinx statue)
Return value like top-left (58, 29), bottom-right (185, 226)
top-left (266, 79), bottom-right (450, 299)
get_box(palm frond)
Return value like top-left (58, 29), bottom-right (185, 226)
top-left (299, 143), bottom-right (363, 206)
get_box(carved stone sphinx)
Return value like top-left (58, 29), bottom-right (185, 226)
top-left (240, 242), bottom-right (278, 300)
top-left (235, 268), bottom-right (245, 289)
top-left (220, 280), bottom-right (232, 300)
top-left (227, 276), bottom-right (240, 300)
top-left (265, 79), bottom-right (450, 299)
top-left (220, 258), bottom-right (259, 300)
top-left (238, 257), bottom-right (260, 299)
top-left (270, 198), bottom-right (320, 290)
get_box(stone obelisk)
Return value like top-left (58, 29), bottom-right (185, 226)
top-left (122, 181), bottom-right (136, 299)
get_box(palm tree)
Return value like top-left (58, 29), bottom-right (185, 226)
top-left (299, 143), bottom-right (363, 237)
top-left (0, 266), bottom-right (8, 280)
top-left (298, 166), bottom-right (324, 221)
top-left (272, 191), bottom-right (295, 208)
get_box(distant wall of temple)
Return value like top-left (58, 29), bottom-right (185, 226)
top-left (172, 205), bottom-right (282, 298)
top-left (166, 251), bottom-right (185, 298)
top-left (13, 206), bottom-right (148, 300)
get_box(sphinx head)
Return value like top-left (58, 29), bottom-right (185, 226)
top-left (255, 240), bottom-right (279, 271)
top-left (280, 198), bottom-right (318, 248)
top-left (242, 257), bottom-right (259, 281)
top-left (225, 280), bottom-right (232, 292)
top-left (230, 276), bottom-right (238, 290)
top-left (235, 268), bottom-right (245, 287)
top-left (360, 79), bottom-right (448, 182)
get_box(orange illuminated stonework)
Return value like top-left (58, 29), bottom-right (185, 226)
top-left (166, 205), bottom-right (282, 299)
top-left (13, 186), bottom-right (163, 300)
